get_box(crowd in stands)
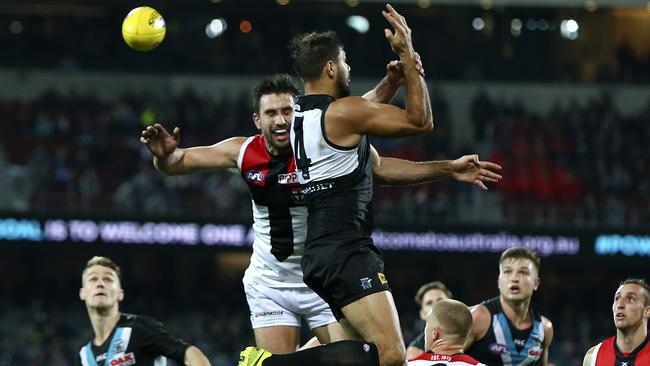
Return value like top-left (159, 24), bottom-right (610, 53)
top-left (1, 86), bottom-right (648, 228)
top-left (1, 6), bottom-right (649, 84)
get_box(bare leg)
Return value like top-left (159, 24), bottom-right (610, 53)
top-left (340, 291), bottom-right (407, 366)
top-left (253, 325), bottom-right (301, 354)
top-left (313, 321), bottom-right (351, 344)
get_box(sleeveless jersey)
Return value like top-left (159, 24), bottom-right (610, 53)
top-left (589, 335), bottom-right (650, 366)
top-left (290, 94), bottom-right (374, 241)
top-left (79, 313), bottom-right (188, 366)
top-left (408, 351), bottom-right (486, 366)
top-left (238, 135), bottom-right (307, 288)
top-left (466, 297), bottom-right (545, 366)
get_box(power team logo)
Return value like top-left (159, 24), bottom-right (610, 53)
top-left (528, 347), bottom-right (542, 357)
top-left (110, 352), bottom-right (136, 366)
top-left (360, 277), bottom-right (373, 290)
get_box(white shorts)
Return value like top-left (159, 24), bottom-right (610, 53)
top-left (243, 275), bottom-right (336, 330)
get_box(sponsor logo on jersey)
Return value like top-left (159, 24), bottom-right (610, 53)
top-left (110, 352), bottom-right (135, 366)
top-left (528, 347), bottom-right (542, 357)
top-left (254, 311), bottom-right (284, 319)
top-left (514, 338), bottom-right (526, 347)
top-left (377, 272), bottom-right (388, 285)
top-left (246, 170), bottom-right (264, 183)
top-left (278, 172), bottom-right (299, 185)
top-left (360, 277), bottom-right (373, 290)
top-left (489, 343), bottom-right (509, 355)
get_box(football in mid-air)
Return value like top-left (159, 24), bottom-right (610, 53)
top-left (122, 6), bottom-right (166, 51)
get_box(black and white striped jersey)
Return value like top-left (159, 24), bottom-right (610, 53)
top-left (290, 95), bottom-right (374, 241)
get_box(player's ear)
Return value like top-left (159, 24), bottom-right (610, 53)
top-left (534, 277), bottom-right (540, 291)
top-left (118, 289), bottom-right (125, 302)
top-left (325, 60), bottom-right (336, 79)
top-left (79, 287), bottom-right (86, 301)
top-left (253, 113), bottom-right (261, 130)
top-left (432, 326), bottom-right (441, 342)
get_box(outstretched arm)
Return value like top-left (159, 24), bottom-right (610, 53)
top-left (140, 123), bottom-right (244, 175)
top-left (371, 145), bottom-right (502, 189)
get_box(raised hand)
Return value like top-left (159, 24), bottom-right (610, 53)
top-left (386, 52), bottom-right (425, 85)
top-left (451, 155), bottom-right (503, 190)
top-left (140, 123), bottom-right (180, 159)
top-left (382, 4), bottom-right (413, 55)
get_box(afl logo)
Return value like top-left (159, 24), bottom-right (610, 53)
top-left (489, 343), bottom-right (509, 355)
top-left (528, 347), bottom-right (542, 357)
top-left (246, 170), bottom-right (264, 183)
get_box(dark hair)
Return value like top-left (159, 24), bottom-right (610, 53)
top-left (620, 278), bottom-right (650, 305)
top-left (288, 31), bottom-right (343, 81)
top-left (252, 73), bottom-right (300, 113)
top-left (82, 256), bottom-right (122, 284)
top-left (500, 247), bottom-right (541, 274)
top-left (414, 281), bottom-right (453, 307)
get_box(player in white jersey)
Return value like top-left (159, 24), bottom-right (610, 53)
top-left (141, 74), bottom-right (345, 353)
top-left (408, 299), bottom-right (486, 366)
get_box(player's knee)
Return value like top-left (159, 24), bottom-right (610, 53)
top-left (378, 341), bottom-right (406, 366)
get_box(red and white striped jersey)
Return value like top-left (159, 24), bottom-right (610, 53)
top-left (589, 335), bottom-right (650, 366)
top-left (237, 135), bottom-right (307, 288)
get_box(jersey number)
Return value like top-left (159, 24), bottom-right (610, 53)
top-left (292, 116), bottom-right (311, 180)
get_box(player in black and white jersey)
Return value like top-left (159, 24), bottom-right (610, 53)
top-left (465, 248), bottom-right (553, 366)
top-left (248, 5), bottom-right (434, 366)
top-left (239, 5), bottom-right (503, 366)
top-left (142, 72), bottom-right (501, 359)
top-left (78, 256), bottom-right (210, 366)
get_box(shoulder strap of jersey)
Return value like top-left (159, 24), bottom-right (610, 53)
top-left (481, 296), bottom-right (501, 315)
top-left (590, 341), bottom-right (603, 366)
top-left (237, 135), bottom-right (257, 171)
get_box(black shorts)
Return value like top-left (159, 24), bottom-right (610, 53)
top-left (301, 234), bottom-right (391, 320)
